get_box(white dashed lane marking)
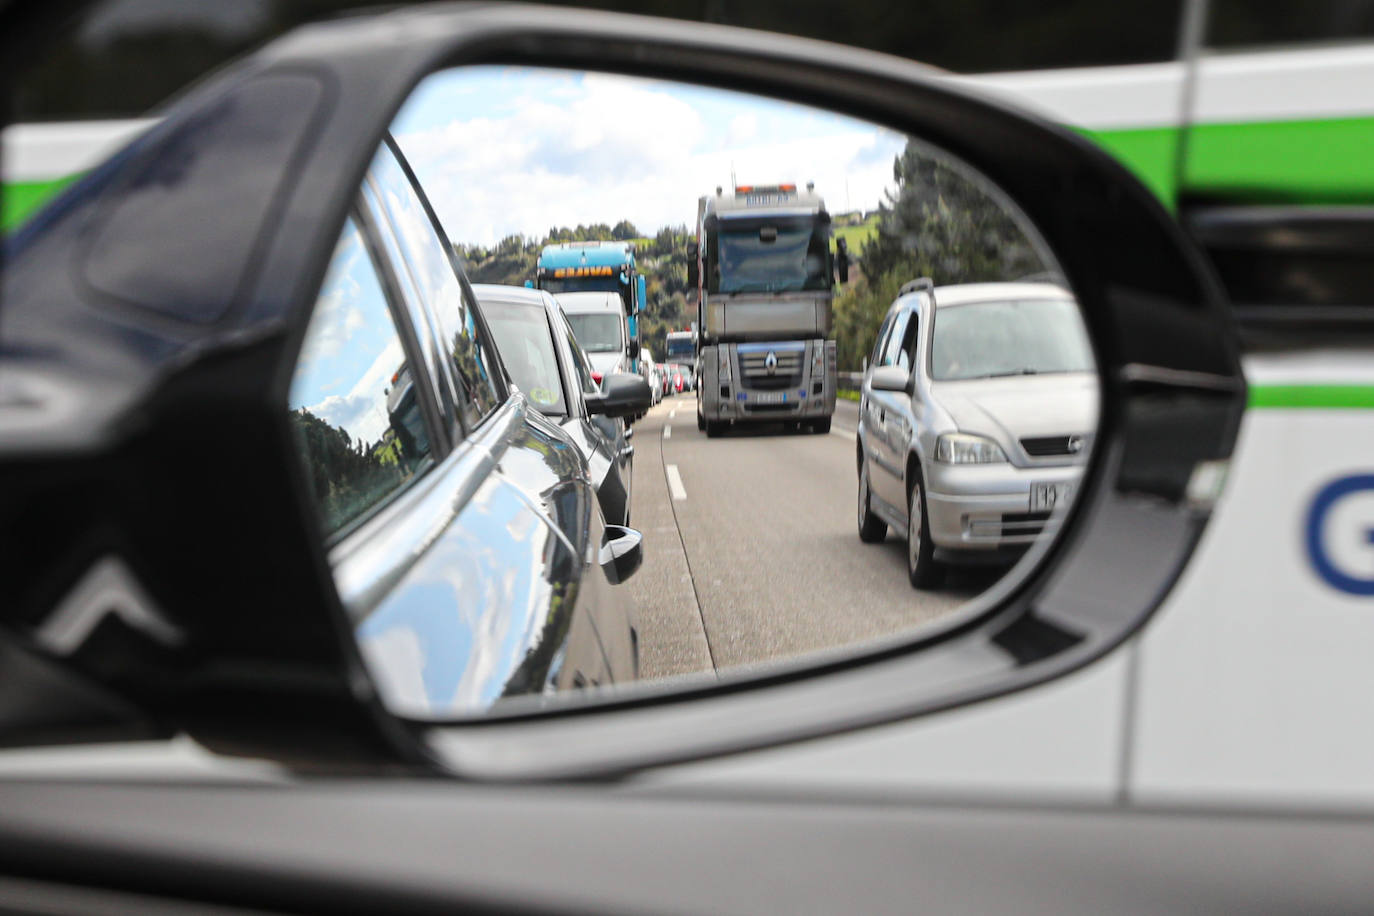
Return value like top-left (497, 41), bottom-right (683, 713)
top-left (664, 425), bottom-right (672, 439)
top-left (666, 464), bottom-right (687, 501)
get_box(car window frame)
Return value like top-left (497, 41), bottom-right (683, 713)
top-left (367, 134), bottom-right (510, 438)
top-left (881, 307), bottom-right (912, 367)
top-left (895, 304), bottom-right (921, 373)
top-left (559, 310), bottom-right (603, 400)
top-left (870, 311), bottom-right (896, 368)
top-left (293, 203), bottom-right (448, 545)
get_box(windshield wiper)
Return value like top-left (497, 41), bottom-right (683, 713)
top-left (963, 368), bottom-right (1040, 379)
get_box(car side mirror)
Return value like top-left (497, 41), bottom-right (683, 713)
top-left (628, 339), bottom-right (641, 359)
top-left (869, 365), bottom-right (911, 392)
top-left (587, 372), bottom-right (652, 418)
top-left (600, 525), bottom-right (644, 585)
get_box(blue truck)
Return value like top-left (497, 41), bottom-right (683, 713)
top-left (532, 241), bottom-right (646, 373)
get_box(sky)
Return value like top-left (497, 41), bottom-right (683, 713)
top-left (391, 66), bottom-right (908, 248)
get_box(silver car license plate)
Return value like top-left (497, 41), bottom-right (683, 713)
top-left (1030, 481), bottom-right (1074, 512)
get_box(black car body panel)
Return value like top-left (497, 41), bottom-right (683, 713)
top-left (0, 36), bottom-right (639, 751)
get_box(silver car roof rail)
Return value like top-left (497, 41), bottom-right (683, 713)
top-left (898, 276), bottom-right (934, 297)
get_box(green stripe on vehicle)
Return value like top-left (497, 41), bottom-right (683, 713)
top-left (1249, 385), bottom-right (1374, 409)
top-left (1184, 116), bottom-right (1374, 203)
top-left (2, 174), bottom-right (81, 231)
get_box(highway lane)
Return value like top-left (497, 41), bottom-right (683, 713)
top-left (628, 392), bottom-right (1002, 683)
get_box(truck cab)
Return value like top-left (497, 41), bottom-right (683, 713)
top-left (534, 241), bottom-right (646, 374)
top-left (692, 184), bottom-right (839, 436)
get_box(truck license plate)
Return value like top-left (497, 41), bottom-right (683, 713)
top-left (752, 391), bottom-right (786, 405)
top-left (1030, 482), bottom-right (1074, 512)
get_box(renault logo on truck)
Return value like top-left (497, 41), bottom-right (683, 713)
top-left (765, 351), bottom-right (778, 374)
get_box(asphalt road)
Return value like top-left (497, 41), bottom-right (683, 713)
top-left (627, 392), bottom-right (1002, 684)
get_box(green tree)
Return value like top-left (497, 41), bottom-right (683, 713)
top-left (827, 139), bottom-right (1051, 371)
top-left (860, 140), bottom-right (1044, 286)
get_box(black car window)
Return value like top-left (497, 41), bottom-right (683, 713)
top-left (288, 216), bottom-right (434, 536)
top-left (368, 137), bottom-right (503, 430)
top-left (484, 301), bottom-right (569, 416)
top-left (870, 312), bottom-right (895, 367)
top-left (560, 316), bottom-right (602, 397)
top-left (1207, 0), bottom-right (1374, 48)
top-left (880, 308), bottom-right (911, 367)
top-left (895, 311), bottom-right (921, 372)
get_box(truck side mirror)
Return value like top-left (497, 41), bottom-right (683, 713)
top-left (636, 274), bottom-right (646, 315)
top-left (686, 241), bottom-right (699, 289)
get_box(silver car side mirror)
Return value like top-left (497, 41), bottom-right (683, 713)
top-left (869, 365), bottom-right (911, 392)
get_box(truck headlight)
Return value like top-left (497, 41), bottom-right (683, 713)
top-left (935, 433), bottom-right (1008, 464)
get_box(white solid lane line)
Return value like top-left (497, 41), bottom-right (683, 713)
top-left (664, 425), bottom-right (672, 439)
top-left (666, 464), bottom-right (687, 501)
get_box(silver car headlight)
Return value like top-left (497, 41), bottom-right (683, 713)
top-left (935, 432), bottom-right (1008, 464)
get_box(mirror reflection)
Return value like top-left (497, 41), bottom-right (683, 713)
top-left (290, 66), bottom-right (1098, 718)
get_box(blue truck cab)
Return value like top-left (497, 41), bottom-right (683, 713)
top-left (533, 241), bottom-right (645, 373)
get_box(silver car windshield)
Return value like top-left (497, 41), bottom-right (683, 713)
top-left (566, 313), bottom-right (623, 353)
top-left (931, 298), bottom-right (1094, 381)
top-left (484, 302), bottom-right (568, 416)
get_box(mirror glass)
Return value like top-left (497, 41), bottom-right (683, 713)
top-left (298, 66), bottom-right (1098, 718)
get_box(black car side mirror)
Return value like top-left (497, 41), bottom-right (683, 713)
top-left (587, 372), bottom-right (653, 419)
top-left (600, 525), bottom-right (644, 585)
top-left (627, 339), bottom-right (641, 359)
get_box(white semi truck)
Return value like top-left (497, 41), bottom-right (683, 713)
top-left (691, 183), bottom-right (839, 436)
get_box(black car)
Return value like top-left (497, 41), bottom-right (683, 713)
top-left (474, 284), bottom-right (648, 527)
top-left (1, 116), bottom-right (642, 721)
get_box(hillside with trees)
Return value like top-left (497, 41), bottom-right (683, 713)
top-left (453, 140), bottom-right (1048, 372)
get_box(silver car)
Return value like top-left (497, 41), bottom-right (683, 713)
top-left (856, 281), bottom-right (1097, 588)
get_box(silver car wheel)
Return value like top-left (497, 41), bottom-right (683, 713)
top-left (908, 483), bottom-right (922, 567)
top-left (858, 465), bottom-right (870, 530)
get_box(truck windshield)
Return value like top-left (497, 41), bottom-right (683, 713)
top-left (566, 313), bottom-right (624, 353)
top-left (666, 337), bottom-right (694, 360)
top-left (931, 298), bottom-right (1094, 381)
top-left (540, 275), bottom-right (622, 295)
top-left (712, 218), bottom-right (830, 294)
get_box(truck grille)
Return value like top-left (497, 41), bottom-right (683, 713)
top-left (739, 350), bottom-right (803, 390)
top-left (1020, 435), bottom-right (1087, 457)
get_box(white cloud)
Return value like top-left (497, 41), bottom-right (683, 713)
top-left (394, 71), bottom-right (907, 247)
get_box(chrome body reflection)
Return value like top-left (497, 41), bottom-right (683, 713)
top-left (346, 404), bottom-right (634, 718)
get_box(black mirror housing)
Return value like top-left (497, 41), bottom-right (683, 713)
top-left (588, 372), bottom-right (653, 419)
top-left (600, 525), bottom-right (644, 585)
